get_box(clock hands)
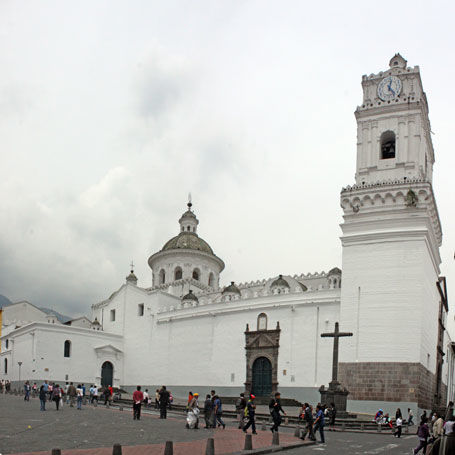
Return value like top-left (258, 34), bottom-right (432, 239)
top-left (387, 78), bottom-right (395, 96)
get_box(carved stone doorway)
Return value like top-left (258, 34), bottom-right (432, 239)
top-left (244, 320), bottom-right (280, 397)
top-left (101, 361), bottom-right (113, 387)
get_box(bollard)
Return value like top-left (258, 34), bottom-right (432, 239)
top-left (205, 438), bottom-right (215, 455)
top-left (378, 423), bottom-right (382, 433)
top-left (360, 423), bottom-right (364, 431)
top-left (164, 441), bottom-right (173, 455)
top-left (83, 398), bottom-right (87, 406)
top-left (120, 406), bottom-right (123, 411)
top-left (341, 423), bottom-right (346, 432)
top-left (244, 433), bottom-right (253, 450)
top-left (272, 431), bottom-right (279, 445)
top-left (405, 424), bottom-right (409, 434)
top-left (261, 422), bottom-right (266, 431)
top-left (51, 449), bottom-right (61, 455)
top-left (294, 426), bottom-right (300, 437)
top-left (112, 444), bottom-right (122, 455)
top-left (107, 400), bottom-right (110, 408)
top-left (94, 401), bottom-right (98, 407)
top-left (284, 417), bottom-right (289, 426)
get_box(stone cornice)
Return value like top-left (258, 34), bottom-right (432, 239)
top-left (155, 290), bottom-right (340, 323)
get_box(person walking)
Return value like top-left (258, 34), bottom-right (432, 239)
top-left (242, 394), bottom-right (257, 434)
top-left (313, 404), bottom-right (325, 444)
top-left (159, 386), bottom-right (170, 419)
top-left (236, 393), bottom-right (247, 429)
top-left (143, 389), bottom-right (150, 408)
top-left (92, 385), bottom-right (98, 404)
top-left (155, 389), bottom-right (160, 409)
top-left (76, 384), bottom-right (83, 410)
top-left (432, 413), bottom-right (443, 439)
top-left (413, 417), bottom-right (429, 454)
top-left (186, 393), bottom-right (200, 429)
top-left (213, 395), bottom-right (225, 429)
top-left (32, 383), bottom-right (37, 398)
top-left (204, 394), bottom-right (213, 428)
top-left (300, 403), bottom-right (316, 441)
top-left (24, 381), bottom-right (31, 401)
top-left (67, 382), bottom-right (77, 407)
top-left (39, 385), bottom-right (46, 411)
top-left (103, 385), bottom-right (112, 405)
top-left (269, 392), bottom-right (286, 432)
top-left (133, 386), bottom-right (144, 420)
top-left (52, 384), bottom-right (62, 411)
top-left (394, 415), bottom-right (403, 438)
top-left (408, 408), bottom-right (414, 425)
top-left (328, 402), bottom-right (337, 431)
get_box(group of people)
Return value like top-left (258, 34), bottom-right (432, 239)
top-left (130, 385), bottom-right (172, 420)
top-left (412, 403), bottom-right (455, 454)
top-left (18, 380), bottom-right (118, 411)
top-left (298, 401), bottom-right (335, 444)
top-left (0, 379), bottom-right (12, 393)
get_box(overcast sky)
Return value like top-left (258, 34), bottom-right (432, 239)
top-left (1, 0), bottom-right (454, 320)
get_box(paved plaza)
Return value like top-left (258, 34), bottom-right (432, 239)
top-left (0, 394), bottom-right (309, 454)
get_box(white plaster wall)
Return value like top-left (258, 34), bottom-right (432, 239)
top-left (119, 291), bottom-right (338, 390)
top-left (340, 240), bottom-right (421, 363)
top-left (340, 238), bottom-right (438, 370)
top-left (2, 302), bottom-right (48, 327)
top-left (0, 324), bottom-right (123, 386)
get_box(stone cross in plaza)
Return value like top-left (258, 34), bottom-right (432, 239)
top-left (321, 322), bottom-right (353, 386)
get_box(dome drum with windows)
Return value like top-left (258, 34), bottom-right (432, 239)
top-left (148, 202), bottom-right (225, 292)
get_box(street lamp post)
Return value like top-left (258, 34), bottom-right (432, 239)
top-left (18, 361), bottom-right (22, 383)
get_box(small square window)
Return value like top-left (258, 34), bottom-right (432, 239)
top-left (138, 303), bottom-right (144, 317)
top-left (110, 309), bottom-right (116, 322)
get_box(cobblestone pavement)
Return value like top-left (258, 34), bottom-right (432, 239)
top-left (275, 431), bottom-right (417, 454)
top-left (0, 394), bottom-right (306, 454)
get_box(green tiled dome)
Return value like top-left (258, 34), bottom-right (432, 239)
top-left (162, 232), bottom-right (214, 255)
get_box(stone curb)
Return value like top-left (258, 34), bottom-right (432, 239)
top-left (230, 441), bottom-right (317, 455)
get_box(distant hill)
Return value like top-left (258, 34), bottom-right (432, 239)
top-left (0, 294), bottom-right (12, 308)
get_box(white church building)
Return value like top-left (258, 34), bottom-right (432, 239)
top-left (1, 55), bottom-right (453, 413)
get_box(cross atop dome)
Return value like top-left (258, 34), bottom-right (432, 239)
top-left (179, 196), bottom-right (199, 233)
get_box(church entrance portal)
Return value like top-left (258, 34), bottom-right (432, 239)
top-left (101, 361), bottom-right (113, 387)
top-left (252, 357), bottom-right (272, 396)
top-left (244, 320), bottom-right (280, 396)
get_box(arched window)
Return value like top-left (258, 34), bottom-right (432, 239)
top-left (4, 358), bottom-right (7, 374)
top-left (208, 272), bottom-right (215, 288)
top-left (257, 313), bottom-right (268, 331)
top-left (64, 340), bottom-right (71, 358)
top-left (380, 130), bottom-right (396, 159)
top-left (159, 269), bottom-right (166, 284)
top-left (192, 268), bottom-right (200, 281)
top-left (5, 339), bottom-right (8, 349)
top-left (174, 267), bottom-right (183, 280)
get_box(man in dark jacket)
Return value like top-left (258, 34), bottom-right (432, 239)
top-left (242, 394), bottom-right (257, 434)
top-left (269, 392), bottom-right (286, 432)
top-left (301, 403), bottom-right (316, 441)
top-left (159, 386), bottom-right (170, 419)
top-left (67, 382), bottom-right (77, 407)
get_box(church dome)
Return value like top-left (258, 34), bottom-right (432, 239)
top-left (182, 289), bottom-right (199, 303)
top-left (222, 281), bottom-right (241, 295)
top-left (162, 232), bottom-right (214, 255)
top-left (327, 267), bottom-right (341, 276)
top-left (271, 275), bottom-right (290, 289)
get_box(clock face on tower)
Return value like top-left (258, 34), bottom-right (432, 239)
top-left (377, 75), bottom-right (402, 101)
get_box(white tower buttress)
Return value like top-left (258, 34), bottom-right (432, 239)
top-left (338, 55), bottom-right (444, 411)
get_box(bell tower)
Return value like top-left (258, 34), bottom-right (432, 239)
top-left (338, 55), bottom-right (445, 411)
top-left (355, 53), bottom-right (434, 185)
